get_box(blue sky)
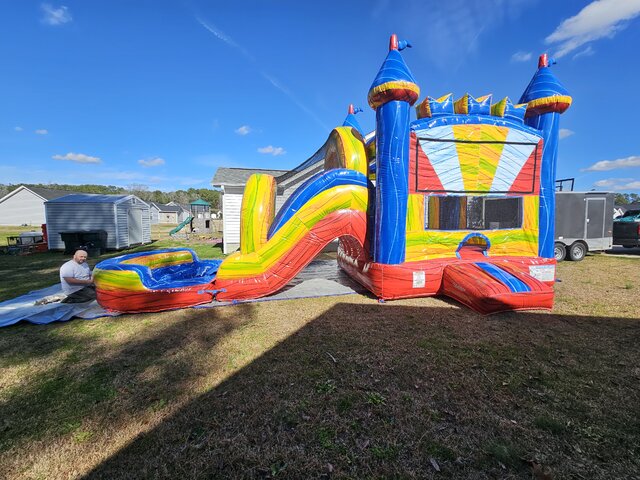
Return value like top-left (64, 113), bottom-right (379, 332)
top-left (1, 0), bottom-right (640, 192)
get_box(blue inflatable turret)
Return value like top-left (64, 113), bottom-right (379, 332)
top-left (368, 34), bottom-right (420, 264)
top-left (519, 54), bottom-right (572, 259)
top-left (342, 104), bottom-right (364, 137)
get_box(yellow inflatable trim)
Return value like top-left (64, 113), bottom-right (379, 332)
top-left (217, 185), bottom-right (368, 280)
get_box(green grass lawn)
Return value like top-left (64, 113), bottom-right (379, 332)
top-left (0, 225), bottom-right (43, 246)
top-left (0, 254), bottom-right (639, 479)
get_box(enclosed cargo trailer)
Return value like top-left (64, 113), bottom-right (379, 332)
top-left (554, 191), bottom-right (614, 261)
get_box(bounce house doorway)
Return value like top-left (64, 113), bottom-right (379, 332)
top-left (456, 233), bottom-right (491, 259)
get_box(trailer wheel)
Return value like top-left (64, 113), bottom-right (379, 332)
top-left (568, 241), bottom-right (587, 261)
top-left (554, 242), bottom-right (566, 262)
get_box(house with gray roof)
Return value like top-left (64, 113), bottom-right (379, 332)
top-left (614, 202), bottom-right (640, 218)
top-left (212, 158), bottom-right (325, 253)
top-left (0, 185), bottom-right (82, 226)
top-left (166, 201), bottom-right (192, 221)
top-left (149, 202), bottom-right (185, 224)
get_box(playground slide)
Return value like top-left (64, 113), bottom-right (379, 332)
top-left (170, 216), bottom-right (193, 236)
top-left (214, 169), bottom-right (370, 300)
top-left (440, 261), bottom-right (554, 314)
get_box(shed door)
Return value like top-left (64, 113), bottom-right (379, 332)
top-left (128, 208), bottom-right (143, 244)
top-left (586, 199), bottom-right (605, 239)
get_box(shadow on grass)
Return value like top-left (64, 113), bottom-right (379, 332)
top-left (75, 304), bottom-right (640, 479)
top-left (0, 302), bottom-right (256, 456)
top-left (605, 246), bottom-right (640, 257)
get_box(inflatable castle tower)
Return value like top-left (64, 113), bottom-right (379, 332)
top-left (336, 35), bottom-right (573, 313)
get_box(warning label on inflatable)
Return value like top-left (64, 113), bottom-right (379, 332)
top-left (413, 271), bottom-right (426, 288)
top-left (528, 265), bottom-right (555, 282)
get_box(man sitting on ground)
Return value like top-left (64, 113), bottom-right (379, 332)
top-left (60, 249), bottom-right (96, 303)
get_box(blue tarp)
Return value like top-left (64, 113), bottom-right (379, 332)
top-left (0, 284), bottom-right (117, 328)
top-left (0, 260), bottom-right (365, 328)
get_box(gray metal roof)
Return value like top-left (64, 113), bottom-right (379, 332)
top-left (616, 202), bottom-right (640, 210)
top-left (149, 201), bottom-right (182, 213)
top-left (46, 193), bottom-right (134, 204)
top-left (27, 186), bottom-right (82, 200)
top-left (211, 167), bottom-right (288, 186)
top-left (167, 201), bottom-right (190, 211)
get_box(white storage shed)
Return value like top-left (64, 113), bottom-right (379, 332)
top-left (45, 194), bottom-right (151, 251)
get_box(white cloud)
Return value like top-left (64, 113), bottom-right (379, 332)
top-left (197, 16), bottom-right (330, 131)
top-left (572, 45), bottom-right (595, 60)
top-left (196, 17), bottom-right (256, 62)
top-left (593, 178), bottom-right (640, 191)
top-left (381, 0), bottom-right (534, 71)
top-left (511, 51), bottom-right (532, 62)
top-left (14, 126), bottom-right (23, 132)
top-left (258, 145), bottom-right (286, 156)
top-left (235, 125), bottom-right (252, 136)
top-left (583, 155), bottom-right (640, 171)
top-left (545, 0), bottom-right (640, 58)
top-left (35, 129), bottom-right (49, 135)
top-left (593, 179), bottom-right (618, 187)
top-left (258, 71), bottom-right (330, 130)
top-left (559, 128), bottom-right (575, 139)
top-left (138, 157), bottom-right (166, 167)
top-left (52, 152), bottom-right (101, 164)
top-left (0, 164), bottom-right (208, 191)
top-left (40, 3), bottom-right (72, 26)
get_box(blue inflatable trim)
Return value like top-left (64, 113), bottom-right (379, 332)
top-left (268, 169), bottom-right (370, 239)
top-left (410, 114), bottom-right (540, 134)
top-left (373, 100), bottom-right (410, 264)
top-left (370, 50), bottom-right (418, 92)
top-left (519, 65), bottom-right (570, 104)
top-left (95, 248), bottom-right (222, 290)
top-left (475, 262), bottom-right (531, 293)
top-left (456, 233), bottom-right (491, 257)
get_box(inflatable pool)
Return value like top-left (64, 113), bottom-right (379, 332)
top-left (93, 248), bottom-right (222, 313)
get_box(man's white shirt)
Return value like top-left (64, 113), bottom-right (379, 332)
top-left (60, 260), bottom-right (92, 294)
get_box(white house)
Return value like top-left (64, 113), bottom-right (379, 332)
top-left (211, 168), bottom-right (286, 253)
top-left (211, 154), bottom-right (325, 254)
top-left (0, 185), bottom-right (80, 226)
top-left (614, 203), bottom-right (640, 218)
top-left (166, 201), bottom-right (192, 222)
top-left (149, 202), bottom-right (186, 224)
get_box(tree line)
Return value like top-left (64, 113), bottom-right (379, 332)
top-left (0, 183), bottom-right (221, 209)
top-left (2, 182), bottom-right (637, 209)
top-left (614, 193), bottom-right (640, 205)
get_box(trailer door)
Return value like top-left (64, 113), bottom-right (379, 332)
top-left (586, 198), bottom-right (606, 248)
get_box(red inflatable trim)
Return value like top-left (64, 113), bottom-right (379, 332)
top-left (96, 284), bottom-right (214, 314)
top-left (338, 246), bottom-right (555, 314)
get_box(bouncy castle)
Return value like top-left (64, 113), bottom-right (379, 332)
top-left (94, 35), bottom-right (572, 315)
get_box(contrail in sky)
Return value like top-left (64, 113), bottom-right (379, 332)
top-left (196, 17), bottom-right (330, 131)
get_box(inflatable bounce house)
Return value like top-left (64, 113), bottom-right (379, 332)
top-left (94, 34), bottom-right (571, 315)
